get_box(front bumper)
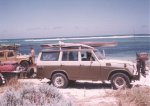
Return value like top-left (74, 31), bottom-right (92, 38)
top-left (132, 75), bottom-right (140, 80)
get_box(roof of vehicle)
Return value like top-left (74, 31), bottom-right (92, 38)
top-left (41, 41), bottom-right (117, 52)
top-left (0, 44), bottom-right (20, 50)
top-left (0, 50), bottom-right (15, 52)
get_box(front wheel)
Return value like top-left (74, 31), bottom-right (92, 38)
top-left (51, 73), bottom-right (68, 88)
top-left (110, 73), bottom-right (131, 90)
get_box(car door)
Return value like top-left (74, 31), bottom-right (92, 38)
top-left (60, 50), bottom-right (80, 80)
top-left (79, 50), bottom-right (100, 80)
top-left (37, 51), bottom-right (61, 79)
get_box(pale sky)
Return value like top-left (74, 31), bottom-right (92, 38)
top-left (0, 0), bottom-right (149, 39)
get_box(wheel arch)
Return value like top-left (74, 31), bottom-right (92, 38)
top-left (50, 70), bottom-right (69, 80)
top-left (20, 60), bottom-right (30, 65)
top-left (108, 70), bottom-right (132, 81)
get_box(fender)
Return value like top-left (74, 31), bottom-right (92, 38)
top-left (107, 69), bottom-right (132, 80)
top-left (50, 70), bottom-right (69, 80)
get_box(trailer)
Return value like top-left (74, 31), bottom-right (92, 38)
top-left (0, 61), bottom-right (25, 85)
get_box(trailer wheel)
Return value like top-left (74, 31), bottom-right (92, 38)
top-left (110, 73), bottom-right (131, 90)
top-left (51, 73), bottom-right (68, 88)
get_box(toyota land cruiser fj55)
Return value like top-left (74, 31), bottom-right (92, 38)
top-left (36, 42), bottom-right (149, 89)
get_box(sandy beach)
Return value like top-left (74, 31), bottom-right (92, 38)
top-left (17, 67), bottom-right (150, 106)
top-left (0, 63), bottom-right (149, 106)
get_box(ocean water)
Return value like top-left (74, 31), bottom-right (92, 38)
top-left (0, 34), bottom-right (150, 61)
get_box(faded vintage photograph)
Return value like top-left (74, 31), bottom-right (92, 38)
top-left (0, 0), bottom-right (150, 106)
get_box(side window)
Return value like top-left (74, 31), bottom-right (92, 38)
top-left (41, 52), bottom-right (59, 61)
top-left (7, 52), bottom-right (14, 57)
top-left (62, 51), bottom-right (78, 61)
top-left (62, 51), bottom-right (68, 61)
top-left (81, 51), bottom-right (95, 61)
top-left (0, 52), bottom-right (4, 58)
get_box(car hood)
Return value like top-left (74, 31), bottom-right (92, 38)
top-left (101, 59), bottom-right (136, 73)
top-left (102, 59), bottom-right (135, 66)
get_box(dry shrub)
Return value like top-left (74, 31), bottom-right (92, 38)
top-left (0, 77), bottom-right (21, 94)
top-left (5, 77), bottom-right (22, 90)
top-left (107, 86), bottom-right (150, 106)
top-left (0, 83), bottom-right (72, 106)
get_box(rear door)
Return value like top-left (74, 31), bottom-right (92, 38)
top-left (37, 51), bottom-right (61, 79)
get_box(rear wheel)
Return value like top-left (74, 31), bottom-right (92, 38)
top-left (110, 73), bottom-right (131, 90)
top-left (51, 73), bottom-right (68, 88)
top-left (20, 61), bottom-right (29, 70)
top-left (27, 68), bottom-right (35, 78)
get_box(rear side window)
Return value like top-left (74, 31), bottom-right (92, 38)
top-left (7, 52), bottom-right (14, 57)
top-left (62, 51), bottom-right (78, 61)
top-left (0, 52), bottom-right (4, 58)
top-left (41, 52), bottom-right (59, 61)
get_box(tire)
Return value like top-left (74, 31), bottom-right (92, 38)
top-left (51, 73), bottom-right (68, 88)
top-left (20, 61), bottom-right (29, 70)
top-left (27, 68), bottom-right (35, 78)
top-left (110, 73), bottom-right (131, 90)
top-left (0, 73), bottom-right (4, 86)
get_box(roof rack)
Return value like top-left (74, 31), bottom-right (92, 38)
top-left (41, 41), bottom-right (117, 50)
top-left (0, 44), bottom-right (20, 50)
top-left (41, 41), bottom-right (94, 49)
top-left (79, 42), bottom-right (117, 47)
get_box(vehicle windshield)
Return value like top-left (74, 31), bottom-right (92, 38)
top-left (94, 49), bottom-right (105, 60)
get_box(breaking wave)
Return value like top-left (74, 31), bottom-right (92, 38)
top-left (24, 35), bottom-right (150, 42)
top-left (0, 40), bottom-right (8, 43)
